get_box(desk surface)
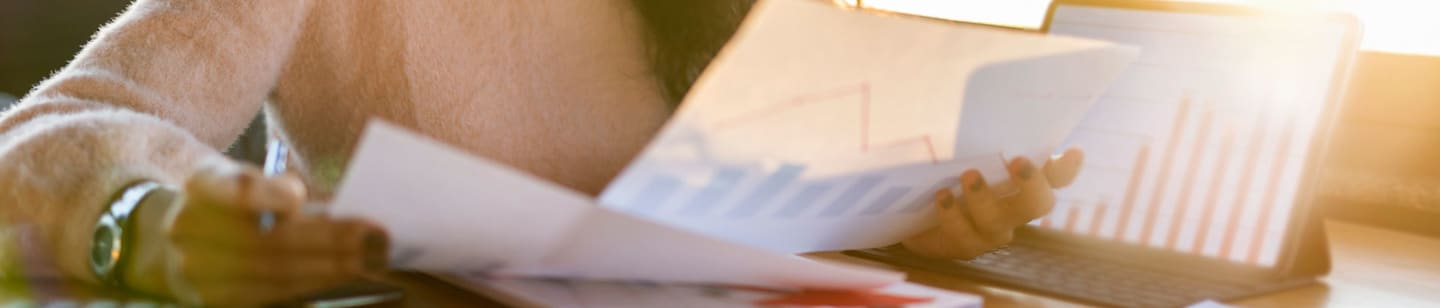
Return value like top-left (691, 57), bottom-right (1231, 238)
top-left (805, 221), bottom-right (1440, 307)
top-left (398, 220), bottom-right (1440, 307)
top-left (5, 220), bottom-right (1439, 307)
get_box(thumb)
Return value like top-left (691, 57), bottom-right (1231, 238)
top-left (1044, 147), bottom-right (1084, 188)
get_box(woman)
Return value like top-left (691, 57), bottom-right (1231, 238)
top-left (0, 0), bottom-right (1082, 305)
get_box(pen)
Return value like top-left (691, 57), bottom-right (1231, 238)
top-left (259, 138), bottom-right (289, 232)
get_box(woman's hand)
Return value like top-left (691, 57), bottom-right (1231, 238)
top-left (121, 161), bottom-right (389, 306)
top-left (902, 148), bottom-right (1084, 259)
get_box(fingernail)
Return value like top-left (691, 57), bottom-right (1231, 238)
top-left (363, 231), bottom-right (390, 274)
top-left (235, 171), bottom-right (254, 205)
top-left (1013, 158), bottom-right (1034, 181)
top-left (935, 190), bottom-right (955, 209)
top-left (962, 171), bottom-right (986, 193)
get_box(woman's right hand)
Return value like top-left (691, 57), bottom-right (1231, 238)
top-left (120, 160), bottom-right (389, 306)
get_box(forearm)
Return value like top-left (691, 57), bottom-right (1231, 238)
top-left (0, 0), bottom-right (314, 282)
top-left (30, 0), bottom-right (315, 147)
top-left (0, 101), bottom-right (223, 283)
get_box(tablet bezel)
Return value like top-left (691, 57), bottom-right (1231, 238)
top-left (1030, 0), bottom-right (1361, 280)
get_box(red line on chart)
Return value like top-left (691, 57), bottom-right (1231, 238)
top-left (1088, 202), bottom-right (1109, 237)
top-left (1218, 114), bottom-right (1269, 260)
top-left (711, 82), bottom-right (940, 164)
top-left (1190, 130), bottom-right (1237, 253)
top-left (1139, 97), bottom-right (1193, 243)
top-left (712, 83), bottom-right (871, 130)
top-left (870, 135), bottom-right (940, 164)
top-left (1247, 114), bottom-right (1299, 264)
top-left (1111, 145), bottom-right (1151, 241)
top-left (1165, 110), bottom-right (1215, 250)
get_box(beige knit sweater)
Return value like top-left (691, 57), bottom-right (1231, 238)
top-left (0, 0), bottom-right (673, 283)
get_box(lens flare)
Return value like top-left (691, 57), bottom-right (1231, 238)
top-left (846, 0), bottom-right (1440, 55)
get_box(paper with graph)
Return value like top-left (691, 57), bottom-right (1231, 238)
top-left (598, 0), bottom-right (1138, 253)
top-left (331, 121), bottom-right (904, 289)
top-left (331, 0), bottom-right (1137, 287)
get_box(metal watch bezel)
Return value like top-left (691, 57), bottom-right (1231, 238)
top-left (90, 181), bottom-right (161, 287)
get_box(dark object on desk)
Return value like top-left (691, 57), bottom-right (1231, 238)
top-left (267, 280), bottom-right (405, 308)
top-left (848, 244), bottom-right (1313, 308)
top-left (853, 0), bottom-right (1357, 307)
top-left (1315, 51), bottom-right (1440, 238)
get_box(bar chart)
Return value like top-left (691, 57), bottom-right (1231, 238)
top-left (1040, 7), bottom-right (1350, 266)
top-left (607, 153), bottom-right (1015, 220)
top-left (599, 150), bottom-right (1013, 252)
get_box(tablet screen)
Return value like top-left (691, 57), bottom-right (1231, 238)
top-left (1038, 3), bottom-right (1353, 267)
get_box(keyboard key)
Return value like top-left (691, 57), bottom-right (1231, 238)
top-left (847, 246), bottom-right (1261, 308)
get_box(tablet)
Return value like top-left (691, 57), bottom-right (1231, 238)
top-left (1032, 0), bottom-right (1360, 273)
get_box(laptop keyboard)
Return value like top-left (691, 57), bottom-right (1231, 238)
top-left (847, 245), bottom-right (1258, 308)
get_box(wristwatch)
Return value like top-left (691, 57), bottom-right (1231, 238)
top-left (91, 181), bottom-right (165, 288)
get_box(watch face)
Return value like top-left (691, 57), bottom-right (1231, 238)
top-left (91, 215), bottom-right (121, 276)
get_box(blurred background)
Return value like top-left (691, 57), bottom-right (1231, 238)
top-left (839, 0), bottom-right (1440, 237)
top-left (0, 0), bottom-right (270, 163)
top-left (1, 0), bottom-right (1436, 235)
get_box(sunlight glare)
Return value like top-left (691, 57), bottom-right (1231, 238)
top-left (847, 0), bottom-right (1440, 55)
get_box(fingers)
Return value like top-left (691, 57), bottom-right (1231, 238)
top-left (185, 162), bottom-right (305, 215)
top-left (264, 217), bottom-right (386, 257)
top-left (168, 215), bottom-right (389, 305)
top-left (956, 170), bottom-right (1014, 245)
top-left (172, 213), bottom-right (388, 259)
top-left (1006, 157), bottom-right (1057, 223)
top-left (176, 248), bottom-right (356, 282)
top-left (904, 156), bottom-right (1067, 260)
top-left (902, 189), bottom-right (996, 259)
top-left (157, 161), bottom-right (377, 306)
top-left (1044, 147), bottom-right (1085, 188)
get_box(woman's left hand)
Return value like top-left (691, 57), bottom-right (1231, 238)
top-left (902, 148), bottom-right (1084, 259)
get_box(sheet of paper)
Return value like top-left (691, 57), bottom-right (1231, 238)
top-left (447, 275), bottom-right (983, 308)
top-left (598, 0), bottom-right (1139, 253)
top-left (330, 121), bottom-right (903, 290)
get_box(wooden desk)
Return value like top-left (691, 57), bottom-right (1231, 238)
top-left (5, 220), bottom-right (1439, 307)
top-left (398, 220), bottom-right (1440, 307)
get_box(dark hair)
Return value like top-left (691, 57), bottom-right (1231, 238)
top-left (631, 0), bottom-right (756, 105)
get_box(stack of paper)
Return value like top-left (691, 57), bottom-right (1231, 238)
top-left (447, 275), bottom-right (982, 308)
top-left (332, 122), bottom-right (901, 289)
top-left (329, 0), bottom-right (1137, 300)
top-left (601, 0), bottom-right (1137, 253)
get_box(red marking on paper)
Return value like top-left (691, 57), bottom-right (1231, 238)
top-left (713, 83), bottom-right (940, 164)
top-left (755, 290), bottom-right (933, 307)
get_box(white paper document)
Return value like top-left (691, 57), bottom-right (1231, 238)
top-left (450, 275), bottom-right (982, 308)
top-left (329, 0), bottom-right (1137, 292)
top-left (598, 0), bottom-right (1138, 253)
top-left (331, 121), bottom-right (903, 290)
